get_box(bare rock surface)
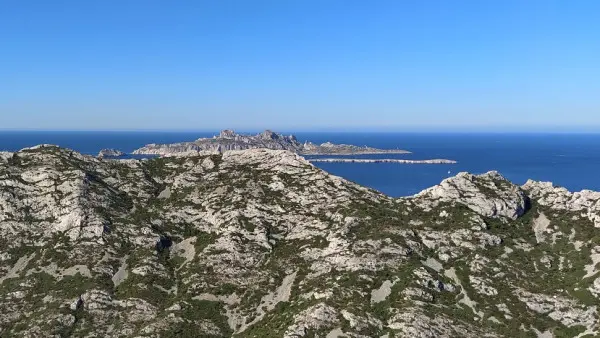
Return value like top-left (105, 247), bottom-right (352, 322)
top-left (415, 171), bottom-right (528, 219)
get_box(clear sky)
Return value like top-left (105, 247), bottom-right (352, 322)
top-left (1, 0), bottom-right (599, 131)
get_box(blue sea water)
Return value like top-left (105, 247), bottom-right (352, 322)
top-left (1, 131), bottom-right (599, 197)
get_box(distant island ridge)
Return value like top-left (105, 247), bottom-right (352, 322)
top-left (131, 129), bottom-right (412, 156)
top-left (97, 148), bottom-right (125, 158)
top-left (126, 129), bottom-right (457, 164)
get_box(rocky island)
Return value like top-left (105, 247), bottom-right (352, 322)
top-left (1, 145), bottom-right (599, 337)
top-left (97, 148), bottom-right (125, 158)
top-left (132, 129), bottom-right (411, 156)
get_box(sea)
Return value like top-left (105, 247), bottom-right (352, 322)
top-left (1, 131), bottom-right (599, 197)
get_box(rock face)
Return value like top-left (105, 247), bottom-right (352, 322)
top-left (97, 148), bottom-right (125, 157)
top-left (523, 179), bottom-right (600, 228)
top-left (132, 129), bottom-right (411, 156)
top-left (1, 145), bottom-right (600, 337)
top-left (415, 171), bottom-right (529, 219)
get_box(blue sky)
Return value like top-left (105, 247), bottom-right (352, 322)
top-left (1, 0), bottom-right (599, 131)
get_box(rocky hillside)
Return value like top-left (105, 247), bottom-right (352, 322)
top-left (132, 130), bottom-right (410, 156)
top-left (0, 145), bottom-right (599, 338)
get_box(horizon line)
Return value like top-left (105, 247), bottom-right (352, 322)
top-left (1, 128), bottom-right (600, 134)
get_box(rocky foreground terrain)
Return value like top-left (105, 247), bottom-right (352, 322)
top-left (1, 145), bottom-right (599, 337)
top-left (132, 130), bottom-right (410, 156)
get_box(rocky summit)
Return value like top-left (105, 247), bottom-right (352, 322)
top-left (132, 130), bottom-right (410, 156)
top-left (1, 145), bottom-right (600, 338)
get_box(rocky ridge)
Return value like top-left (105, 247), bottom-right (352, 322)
top-left (0, 145), bottom-right (599, 337)
top-left (132, 130), bottom-right (411, 156)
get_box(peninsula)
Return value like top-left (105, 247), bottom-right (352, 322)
top-left (132, 129), bottom-right (411, 156)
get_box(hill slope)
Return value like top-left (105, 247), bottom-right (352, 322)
top-left (0, 145), bottom-right (599, 337)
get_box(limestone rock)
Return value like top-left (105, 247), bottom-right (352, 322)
top-left (415, 171), bottom-right (528, 219)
